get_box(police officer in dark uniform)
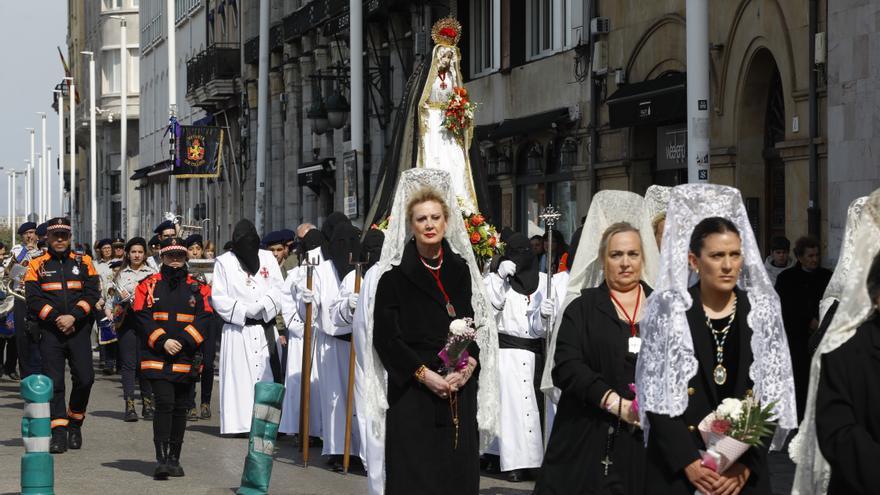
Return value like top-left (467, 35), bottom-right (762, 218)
top-left (24, 218), bottom-right (101, 454)
top-left (132, 237), bottom-right (213, 480)
top-left (10, 221), bottom-right (41, 379)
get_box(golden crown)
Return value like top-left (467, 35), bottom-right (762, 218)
top-left (431, 17), bottom-right (461, 47)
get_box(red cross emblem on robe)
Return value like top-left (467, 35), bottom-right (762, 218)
top-left (259, 266), bottom-right (269, 278)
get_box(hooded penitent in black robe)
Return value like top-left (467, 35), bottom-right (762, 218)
top-left (534, 282), bottom-right (650, 495)
top-left (645, 285), bottom-right (771, 495)
top-left (373, 239), bottom-right (480, 495)
top-left (775, 263), bottom-right (832, 420)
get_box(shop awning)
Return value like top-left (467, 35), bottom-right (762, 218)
top-left (606, 72), bottom-right (686, 128)
top-left (475, 107), bottom-right (572, 142)
top-left (129, 161), bottom-right (172, 180)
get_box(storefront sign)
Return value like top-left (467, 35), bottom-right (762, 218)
top-left (656, 125), bottom-right (687, 171)
top-left (342, 151), bottom-right (358, 218)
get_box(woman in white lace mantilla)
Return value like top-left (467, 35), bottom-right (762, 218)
top-left (361, 168), bottom-right (499, 495)
top-left (791, 188), bottom-right (880, 495)
top-left (636, 184), bottom-right (796, 495)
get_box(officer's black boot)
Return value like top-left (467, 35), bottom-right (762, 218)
top-left (142, 396), bottom-right (154, 420)
top-left (67, 425), bottom-right (83, 450)
top-left (124, 399), bottom-right (138, 422)
top-left (49, 428), bottom-right (67, 454)
top-left (166, 441), bottom-right (185, 477)
top-left (153, 440), bottom-right (169, 480)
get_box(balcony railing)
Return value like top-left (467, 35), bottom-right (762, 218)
top-left (186, 43), bottom-right (240, 107)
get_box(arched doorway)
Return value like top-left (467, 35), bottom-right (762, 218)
top-left (737, 49), bottom-right (785, 252)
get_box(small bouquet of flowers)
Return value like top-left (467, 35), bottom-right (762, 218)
top-left (697, 396), bottom-right (777, 474)
top-left (441, 86), bottom-right (477, 141)
top-left (438, 317), bottom-right (477, 375)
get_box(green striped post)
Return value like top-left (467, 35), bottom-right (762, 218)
top-left (21, 374), bottom-right (54, 495)
top-left (237, 381), bottom-right (285, 495)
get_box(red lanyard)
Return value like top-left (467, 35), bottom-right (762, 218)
top-left (609, 285), bottom-right (641, 337)
top-left (420, 248), bottom-right (456, 318)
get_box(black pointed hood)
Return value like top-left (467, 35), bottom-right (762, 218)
top-left (361, 229), bottom-right (385, 271)
top-left (505, 232), bottom-right (540, 295)
top-left (301, 228), bottom-right (329, 261)
top-left (322, 212), bottom-right (349, 241)
top-left (329, 222), bottom-right (361, 279)
top-left (231, 219), bottom-right (261, 275)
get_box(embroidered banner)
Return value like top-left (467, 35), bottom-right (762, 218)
top-left (173, 125), bottom-right (225, 178)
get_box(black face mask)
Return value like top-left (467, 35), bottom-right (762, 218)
top-left (160, 263), bottom-right (188, 289)
top-left (231, 220), bottom-right (261, 275)
top-left (322, 212), bottom-right (349, 241)
top-left (505, 233), bottom-right (539, 295)
top-left (329, 222), bottom-right (361, 278)
top-left (361, 230), bottom-right (385, 271)
top-left (300, 229), bottom-right (328, 261)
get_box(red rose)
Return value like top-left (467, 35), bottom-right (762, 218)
top-left (471, 215), bottom-right (484, 226)
top-left (710, 419), bottom-right (731, 435)
top-left (470, 231), bottom-right (481, 244)
top-left (488, 236), bottom-right (497, 247)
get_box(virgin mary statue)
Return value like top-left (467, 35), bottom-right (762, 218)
top-left (367, 17), bottom-right (487, 225)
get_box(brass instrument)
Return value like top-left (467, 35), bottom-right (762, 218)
top-left (163, 212), bottom-right (211, 241)
top-left (0, 255), bottom-right (28, 314)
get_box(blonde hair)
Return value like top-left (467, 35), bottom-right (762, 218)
top-left (651, 212), bottom-right (666, 237)
top-left (406, 187), bottom-right (450, 225)
top-left (598, 222), bottom-right (642, 260)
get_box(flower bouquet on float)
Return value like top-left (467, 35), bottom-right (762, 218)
top-left (694, 395), bottom-right (777, 493)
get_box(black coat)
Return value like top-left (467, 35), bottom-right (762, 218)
top-left (373, 239), bottom-right (480, 495)
top-left (816, 313), bottom-right (880, 495)
top-left (535, 282), bottom-right (650, 495)
top-left (645, 286), bottom-right (771, 495)
top-left (775, 263), bottom-right (832, 420)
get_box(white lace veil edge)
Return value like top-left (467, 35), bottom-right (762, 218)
top-left (635, 183), bottom-right (797, 448)
top-left (645, 185), bottom-right (672, 224)
top-left (818, 196), bottom-right (869, 322)
top-left (361, 168), bottom-right (500, 453)
top-left (539, 190), bottom-right (660, 403)
top-left (790, 189), bottom-right (880, 495)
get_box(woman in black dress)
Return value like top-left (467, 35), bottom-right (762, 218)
top-left (645, 217), bottom-right (774, 494)
top-left (535, 222), bottom-right (649, 494)
top-left (373, 186), bottom-right (481, 495)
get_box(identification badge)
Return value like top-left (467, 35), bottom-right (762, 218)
top-left (446, 302), bottom-right (456, 318)
top-left (628, 336), bottom-right (641, 354)
top-left (71, 265), bottom-right (80, 276)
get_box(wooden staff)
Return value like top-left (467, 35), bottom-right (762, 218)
top-left (342, 253), bottom-right (366, 474)
top-left (299, 257), bottom-right (318, 467)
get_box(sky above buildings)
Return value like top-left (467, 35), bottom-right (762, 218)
top-left (0, 1), bottom-right (67, 218)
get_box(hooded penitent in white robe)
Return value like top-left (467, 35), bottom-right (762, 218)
top-left (278, 247), bottom-right (323, 438)
top-left (484, 270), bottom-right (550, 472)
top-left (212, 250), bottom-right (285, 434)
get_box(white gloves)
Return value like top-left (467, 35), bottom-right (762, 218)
top-left (246, 303), bottom-right (263, 319)
top-left (347, 292), bottom-right (359, 311)
top-left (498, 260), bottom-right (517, 279)
top-left (298, 285), bottom-right (315, 305)
top-left (540, 298), bottom-right (556, 319)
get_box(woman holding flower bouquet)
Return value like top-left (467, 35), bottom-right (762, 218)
top-left (636, 184), bottom-right (796, 495)
top-left (370, 173), bottom-right (497, 495)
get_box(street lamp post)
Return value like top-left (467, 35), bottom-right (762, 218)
top-left (38, 112), bottom-right (47, 222)
top-left (10, 171), bottom-right (15, 246)
top-left (110, 16), bottom-right (129, 237)
top-left (26, 128), bottom-right (35, 222)
top-left (53, 89), bottom-right (64, 218)
top-left (686, 0), bottom-right (711, 183)
top-left (166, 0), bottom-right (178, 215)
top-left (65, 76), bottom-right (75, 236)
top-left (6, 171), bottom-right (11, 242)
top-left (82, 50), bottom-right (97, 252)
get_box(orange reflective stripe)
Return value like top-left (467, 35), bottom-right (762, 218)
top-left (147, 329), bottom-right (166, 348)
top-left (176, 313), bottom-right (195, 323)
top-left (51, 418), bottom-right (69, 428)
top-left (40, 282), bottom-right (63, 291)
top-left (67, 409), bottom-right (85, 420)
top-left (171, 363), bottom-right (192, 373)
top-left (76, 300), bottom-right (91, 313)
top-left (67, 280), bottom-right (83, 289)
top-left (140, 360), bottom-right (164, 371)
top-left (153, 312), bottom-right (169, 321)
top-left (183, 324), bottom-right (204, 345)
top-left (38, 304), bottom-right (53, 320)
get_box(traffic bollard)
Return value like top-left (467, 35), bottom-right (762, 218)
top-left (237, 382), bottom-right (285, 495)
top-left (21, 374), bottom-right (54, 495)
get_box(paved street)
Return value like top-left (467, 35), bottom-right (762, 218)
top-left (0, 359), bottom-right (534, 495)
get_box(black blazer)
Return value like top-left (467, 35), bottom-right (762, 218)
top-left (645, 285), bottom-right (771, 495)
top-left (816, 313), bottom-right (880, 495)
